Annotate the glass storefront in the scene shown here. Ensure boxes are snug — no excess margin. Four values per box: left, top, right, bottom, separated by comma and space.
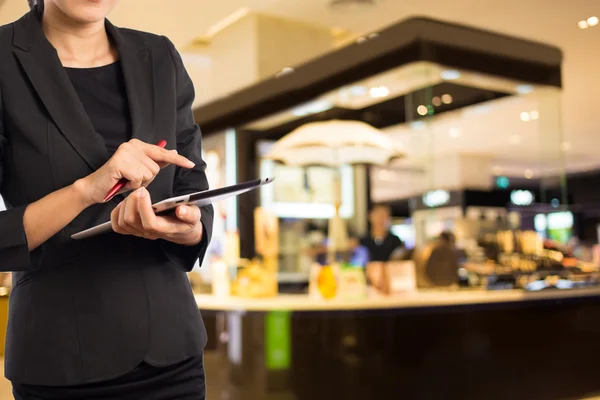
193, 129, 239, 282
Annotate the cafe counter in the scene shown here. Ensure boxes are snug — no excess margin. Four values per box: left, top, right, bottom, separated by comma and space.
196, 288, 600, 400
195, 286, 600, 311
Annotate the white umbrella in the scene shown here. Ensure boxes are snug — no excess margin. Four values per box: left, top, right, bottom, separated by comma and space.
264, 120, 404, 167
264, 120, 404, 259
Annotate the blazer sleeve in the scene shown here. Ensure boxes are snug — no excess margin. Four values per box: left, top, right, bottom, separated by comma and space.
160, 36, 214, 272
0, 81, 37, 272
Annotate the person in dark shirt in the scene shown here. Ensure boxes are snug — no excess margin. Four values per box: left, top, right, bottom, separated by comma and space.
2, 1, 212, 398
357, 205, 404, 262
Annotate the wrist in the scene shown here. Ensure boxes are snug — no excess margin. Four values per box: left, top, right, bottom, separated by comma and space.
175, 226, 204, 246
72, 178, 95, 209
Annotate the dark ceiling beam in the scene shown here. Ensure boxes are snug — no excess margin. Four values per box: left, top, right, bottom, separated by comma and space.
194, 17, 562, 135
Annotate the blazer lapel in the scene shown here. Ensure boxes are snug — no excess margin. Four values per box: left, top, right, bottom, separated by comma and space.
106, 21, 155, 142
12, 11, 110, 172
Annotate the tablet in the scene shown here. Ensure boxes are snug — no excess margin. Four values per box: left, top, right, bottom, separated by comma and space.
71, 177, 274, 240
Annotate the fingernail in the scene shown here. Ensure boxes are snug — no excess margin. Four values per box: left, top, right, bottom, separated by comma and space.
138, 188, 147, 198
170, 149, 178, 154
179, 207, 188, 216
187, 161, 196, 168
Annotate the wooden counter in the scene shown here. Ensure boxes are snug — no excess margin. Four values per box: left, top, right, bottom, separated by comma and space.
195, 286, 600, 312
196, 287, 600, 400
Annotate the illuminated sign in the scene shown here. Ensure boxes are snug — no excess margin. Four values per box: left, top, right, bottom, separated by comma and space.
422, 190, 450, 208
534, 214, 547, 232
510, 190, 534, 206
496, 176, 510, 189
534, 212, 574, 232
547, 212, 573, 230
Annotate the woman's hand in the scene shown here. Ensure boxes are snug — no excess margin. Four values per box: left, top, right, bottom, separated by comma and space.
110, 187, 204, 246
75, 139, 195, 206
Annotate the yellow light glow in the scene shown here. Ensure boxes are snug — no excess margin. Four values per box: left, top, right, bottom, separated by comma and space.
207, 8, 251, 37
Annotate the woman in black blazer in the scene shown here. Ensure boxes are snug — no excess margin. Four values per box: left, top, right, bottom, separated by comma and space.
0, 1, 214, 398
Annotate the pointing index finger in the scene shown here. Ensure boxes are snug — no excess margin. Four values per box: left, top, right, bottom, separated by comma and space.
144, 144, 195, 169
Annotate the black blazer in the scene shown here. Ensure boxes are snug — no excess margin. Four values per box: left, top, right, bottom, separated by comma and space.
0, 10, 214, 386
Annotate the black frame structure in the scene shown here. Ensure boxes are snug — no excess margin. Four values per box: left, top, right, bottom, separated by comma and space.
195, 17, 561, 134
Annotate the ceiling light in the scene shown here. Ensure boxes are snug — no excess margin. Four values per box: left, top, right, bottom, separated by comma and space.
356, 37, 367, 44
417, 105, 428, 116
368, 33, 379, 39
516, 84, 533, 94
578, 20, 589, 29
292, 100, 333, 117
207, 8, 251, 36
432, 96, 442, 106
521, 110, 539, 121
588, 16, 599, 26
441, 94, 453, 104
509, 135, 521, 145
276, 67, 295, 78
449, 128, 460, 138
511, 190, 534, 206
423, 190, 451, 208
440, 70, 461, 80
350, 86, 367, 96
369, 86, 389, 98
524, 169, 533, 179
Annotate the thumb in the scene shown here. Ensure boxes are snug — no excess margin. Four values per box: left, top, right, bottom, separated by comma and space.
175, 205, 201, 224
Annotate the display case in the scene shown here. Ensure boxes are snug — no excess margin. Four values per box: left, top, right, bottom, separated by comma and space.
369, 61, 567, 226
192, 129, 239, 284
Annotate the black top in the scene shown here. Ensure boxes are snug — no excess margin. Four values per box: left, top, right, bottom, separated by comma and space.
360, 232, 403, 262
65, 61, 131, 155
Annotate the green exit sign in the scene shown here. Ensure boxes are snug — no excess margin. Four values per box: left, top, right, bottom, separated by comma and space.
265, 311, 291, 370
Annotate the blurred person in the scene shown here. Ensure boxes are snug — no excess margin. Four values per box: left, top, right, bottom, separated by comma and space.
438, 230, 456, 248
415, 230, 460, 288
304, 220, 329, 264
351, 204, 404, 262
0, 1, 213, 398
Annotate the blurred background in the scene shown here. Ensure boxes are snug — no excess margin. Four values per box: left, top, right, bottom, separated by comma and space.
1, 0, 600, 399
